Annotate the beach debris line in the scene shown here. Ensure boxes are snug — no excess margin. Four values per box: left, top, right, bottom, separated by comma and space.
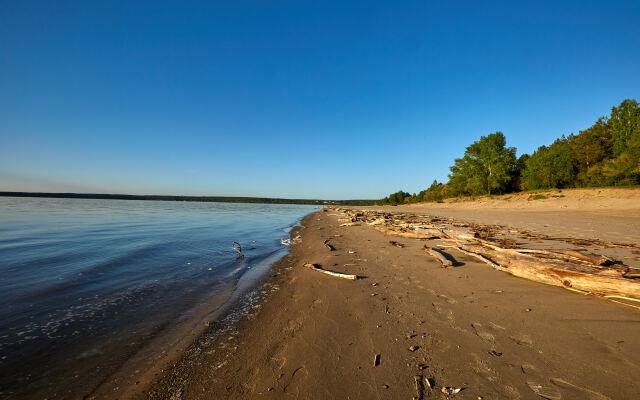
330, 207, 640, 301
340, 222, 361, 227
302, 263, 358, 280
424, 246, 454, 267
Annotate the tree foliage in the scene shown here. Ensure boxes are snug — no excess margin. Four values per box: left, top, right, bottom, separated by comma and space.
521, 137, 577, 190
378, 190, 411, 205
609, 99, 640, 158
378, 99, 639, 205
448, 132, 517, 196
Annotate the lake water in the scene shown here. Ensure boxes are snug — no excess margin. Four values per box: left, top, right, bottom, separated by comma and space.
0, 197, 316, 399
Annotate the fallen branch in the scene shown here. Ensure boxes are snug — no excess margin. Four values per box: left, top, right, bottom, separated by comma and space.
303, 263, 357, 280
389, 241, 405, 248
232, 241, 244, 259
323, 239, 335, 251
334, 207, 640, 302
526, 249, 612, 266
459, 244, 640, 299
424, 246, 453, 267
374, 226, 442, 239
451, 246, 502, 269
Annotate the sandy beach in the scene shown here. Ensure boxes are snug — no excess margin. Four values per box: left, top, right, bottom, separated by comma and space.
126, 188, 640, 399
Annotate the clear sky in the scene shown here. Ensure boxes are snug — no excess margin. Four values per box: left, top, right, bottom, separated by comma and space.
1, 1, 639, 199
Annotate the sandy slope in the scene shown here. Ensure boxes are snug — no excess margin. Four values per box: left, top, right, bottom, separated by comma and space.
140, 205, 640, 400
377, 188, 640, 244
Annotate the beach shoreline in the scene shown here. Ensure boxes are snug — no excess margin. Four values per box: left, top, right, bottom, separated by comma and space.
86, 239, 303, 400
135, 191, 640, 399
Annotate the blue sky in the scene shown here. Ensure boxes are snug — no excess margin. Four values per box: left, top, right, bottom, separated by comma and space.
1, 1, 639, 199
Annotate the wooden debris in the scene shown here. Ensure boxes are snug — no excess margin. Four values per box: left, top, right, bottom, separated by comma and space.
329, 207, 640, 301
451, 246, 502, 269
340, 222, 360, 227
303, 263, 357, 280
323, 239, 335, 251
424, 246, 453, 267
425, 377, 434, 389
538, 249, 612, 266
389, 240, 405, 248
374, 226, 443, 239
459, 244, 640, 299
232, 241, 244, 259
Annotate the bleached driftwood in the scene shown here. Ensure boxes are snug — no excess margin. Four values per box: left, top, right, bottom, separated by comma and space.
389, 241, 405, 248
374, 226, 443, 239
451, 245, 502, 269
516, 249, 612, 266
458, 244, 640, 299
424, 246, 453, 267
340, 222, 361, 227
303, 263, 357, 280
330, 207, 640, 301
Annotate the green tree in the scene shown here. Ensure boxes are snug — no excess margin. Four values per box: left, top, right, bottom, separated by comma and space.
609, 99, 640, 157
570, 117, 612, 172
378, 190, 411, 205
521, 136, 577, 190
448, 132, 517, 196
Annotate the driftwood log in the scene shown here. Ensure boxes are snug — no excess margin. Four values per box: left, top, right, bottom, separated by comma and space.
459, 244, 640, 299
374, 226, 442, 239
424, 246, 453, 267
323, 239, 335, 251
303, 263, 357, 280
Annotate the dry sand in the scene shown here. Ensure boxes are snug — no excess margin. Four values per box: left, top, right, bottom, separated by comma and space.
128, 188, 640, 399
387, 188, 640, 244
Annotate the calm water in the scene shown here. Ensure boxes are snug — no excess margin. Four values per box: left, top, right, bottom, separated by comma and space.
0, 197, 316, 399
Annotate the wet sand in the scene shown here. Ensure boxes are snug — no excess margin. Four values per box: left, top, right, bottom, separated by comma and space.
137, 190, 640, 399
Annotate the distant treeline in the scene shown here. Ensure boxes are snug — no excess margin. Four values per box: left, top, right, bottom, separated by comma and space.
379, 99, 640, 205
0, 192, 374, 206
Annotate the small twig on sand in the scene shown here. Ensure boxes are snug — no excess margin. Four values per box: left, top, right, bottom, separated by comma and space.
323, 239, 336, 251
303, 263, 357, 280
